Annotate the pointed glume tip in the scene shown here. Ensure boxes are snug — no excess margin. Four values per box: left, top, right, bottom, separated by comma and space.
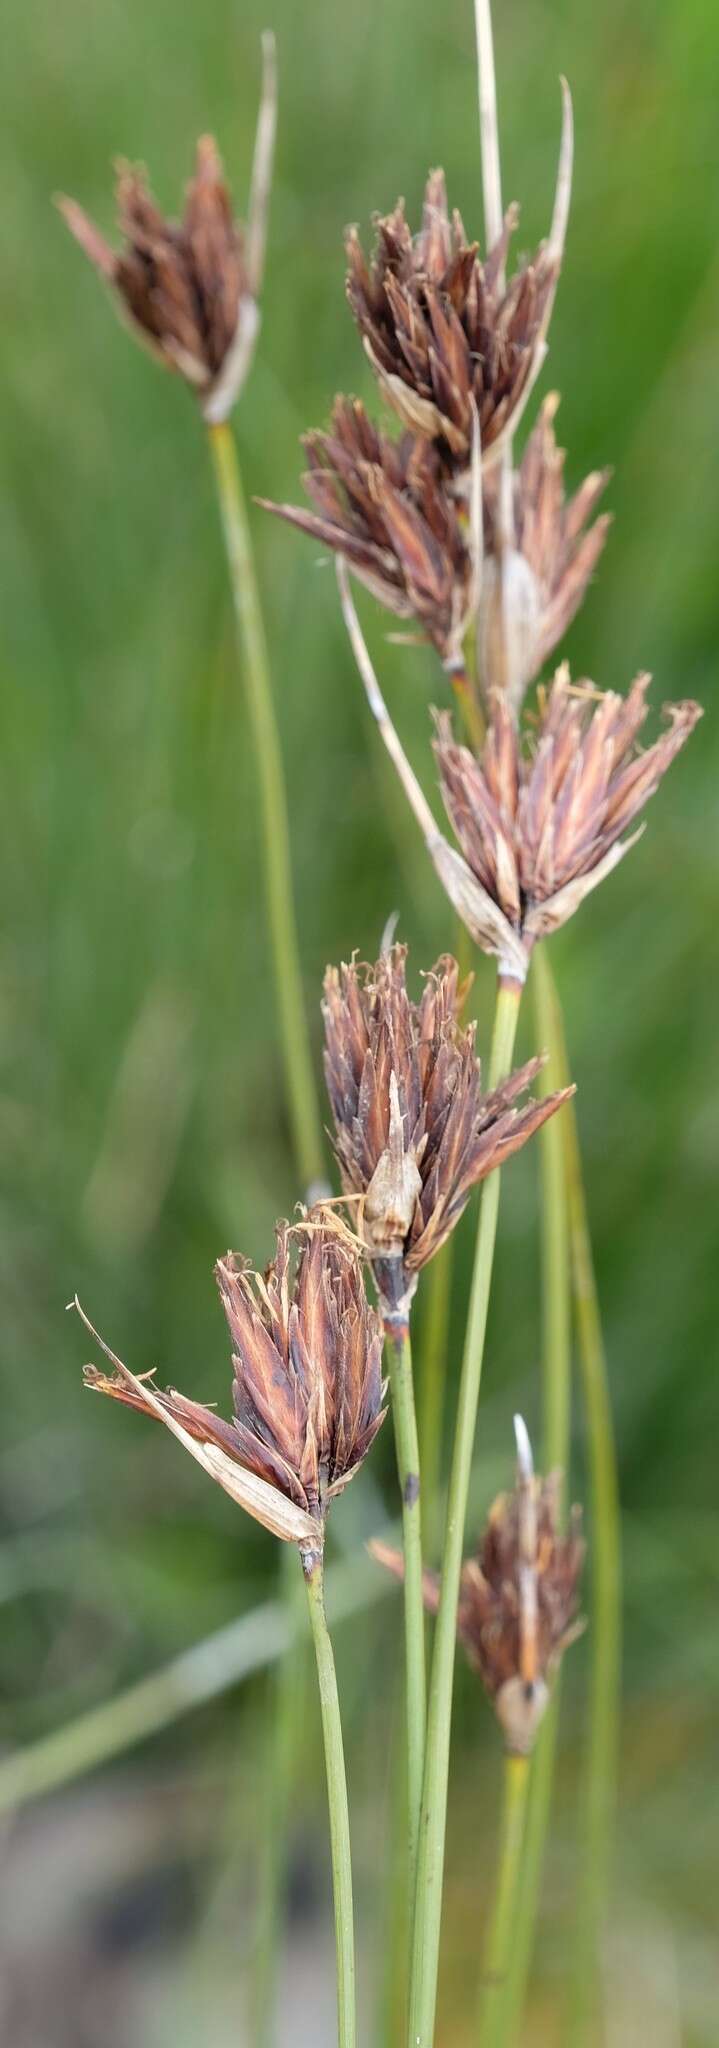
513, 1411, 534, 1479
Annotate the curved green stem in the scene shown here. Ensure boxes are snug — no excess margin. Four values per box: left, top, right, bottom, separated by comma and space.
304, 1553, 356, 2048
385, 1322, 426, 1900
207, 420, 324, 1192
477, 1753, 531, 2042
408, 976, 522, 2048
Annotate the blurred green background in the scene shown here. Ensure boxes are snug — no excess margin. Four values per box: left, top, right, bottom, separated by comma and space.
1, 0, 717, 2039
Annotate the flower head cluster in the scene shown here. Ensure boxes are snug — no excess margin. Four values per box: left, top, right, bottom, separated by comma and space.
58, 39, 276, 423
79, 1213, 385, 1562
345, 170, 556, 464
322, 945, 572, 1315
373, 1418, 584, 1753
260, 398, 473, 663
433, 671, 702, 970
262, 106, 596, 693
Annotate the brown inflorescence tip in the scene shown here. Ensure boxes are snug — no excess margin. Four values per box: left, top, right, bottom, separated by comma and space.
257, 397, 474, 666
433, 671, 702, 966
322, 943, 573, 1321
77, 1213, 385, 1565
345, 170, 557, 468
57, 36, 277, 423
370, 1415, 585, 1753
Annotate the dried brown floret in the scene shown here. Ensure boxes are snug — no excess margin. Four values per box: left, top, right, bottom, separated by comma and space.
372, 1417, 584, 1752
58, 44, 276, 421
345, 167, 560, 467
433, 670, 702, 967
77, 1214, 385, 1562
259, 398, 474, 664
479, 394, 612, 708
322, 945, 572, 1317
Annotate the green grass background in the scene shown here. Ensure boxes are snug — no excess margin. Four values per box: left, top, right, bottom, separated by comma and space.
1, 0, 717, 2039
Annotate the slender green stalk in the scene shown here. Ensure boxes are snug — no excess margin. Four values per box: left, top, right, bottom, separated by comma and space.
408, 976, 522, 2048
556, 994, 621, 2044
304, 1552, 356, 2048
418, 1241, 453, 1556
385, 1322, 426, 1897
377, 1688, 410, 2047
490, 948, 572, 2046
207, 420, 324, 1192
252, 1546, 305, 2046
477, 1753, 531, 2041
501, 947, 621, 2046
491, 1688, 561, 2048
532, 949, 572, 1482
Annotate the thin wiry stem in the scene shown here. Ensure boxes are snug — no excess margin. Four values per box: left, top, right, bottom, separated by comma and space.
552, 973, 621, 2044
304, 1555, 356, 2048
408, 976, 522, 2048
485, 947, 572, 2045
337, 558, 441, 851
417, 1241, 453, 1556
246, 31, 278, 299
385, 1322, 427, 1904
208, 421, 325, 1192
252, 1546, 305, 2048
477, 1753, 531, 2043
474, 0, 504, 266
533, 948, 572, 1487
493, 1688, 561, 2047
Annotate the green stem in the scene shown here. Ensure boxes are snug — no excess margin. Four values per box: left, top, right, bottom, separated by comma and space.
418, 1241, 453, 1557
304, 1552, 356, 2048
557, 1000, 621, 2044
491, 1688, 561, 2048
477, 1754, 531, 2042
532, 949, 572, 1483
491, 948, 572, 2046
385, 1321, 426, 1898
207, 420, 324, 1192
252, 1546, 305, 2045
408, 976, 522, 2048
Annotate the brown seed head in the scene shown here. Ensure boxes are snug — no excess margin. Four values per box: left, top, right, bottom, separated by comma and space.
434, 670, 702, 966
480, 394, 612, 710
78, 1215, 385, 1559
371, 1418, 585, 1753
345, 170, 558, 467
59, 135, 258, 420
258, 397, 473, 664
322, 944, 573, 1316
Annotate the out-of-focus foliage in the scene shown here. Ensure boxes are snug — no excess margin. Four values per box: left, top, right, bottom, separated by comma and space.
0, 0, 717, 2039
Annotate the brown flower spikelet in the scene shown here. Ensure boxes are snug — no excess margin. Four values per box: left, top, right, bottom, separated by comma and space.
322, 945, 573, 1311
480, 393, 612, 709
58, 137, 255, 415
372, 1462, 584, 1753
258, 397, 473, 664
81, 1217, 385, 1552
345, 170, 557, 464
434, 671, 702, 964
